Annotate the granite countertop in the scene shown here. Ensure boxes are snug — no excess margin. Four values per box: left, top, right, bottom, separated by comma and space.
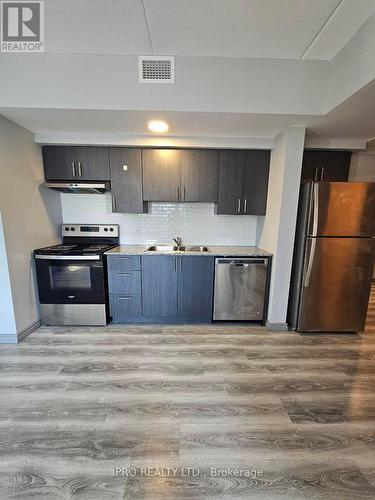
105, 245, 272, 257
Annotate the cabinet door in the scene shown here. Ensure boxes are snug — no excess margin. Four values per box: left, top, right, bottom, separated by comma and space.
42, 146, 77, 181
177, 256, 214, 319
217, 150, 244, 214
301, 150, 351, 183
109, 148, 147, 213
142, 149, 181, 201
142, 256, 178, 318
75, 147, 110, 180
180, 150, 218, 202
242, 150, 270, 215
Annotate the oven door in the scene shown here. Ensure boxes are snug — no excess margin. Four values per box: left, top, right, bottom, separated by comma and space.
35, 255, 105, 304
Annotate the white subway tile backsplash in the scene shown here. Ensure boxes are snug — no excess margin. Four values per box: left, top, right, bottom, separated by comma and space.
61, 193, 257, 245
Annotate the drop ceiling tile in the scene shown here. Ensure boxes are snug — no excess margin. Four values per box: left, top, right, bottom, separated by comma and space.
144, 0, 340, 59
44, 0, 151, 55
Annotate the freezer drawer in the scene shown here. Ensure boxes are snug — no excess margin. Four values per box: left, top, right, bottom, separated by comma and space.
297, 237, 375, 332
213, 258, 268, 320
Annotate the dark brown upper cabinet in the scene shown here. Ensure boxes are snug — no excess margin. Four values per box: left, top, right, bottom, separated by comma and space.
142, 149, 181, 202
109, 148, 147, 214
217, 150, 270, 215
42, 146, 76, 181
301, 150, 351, 184
180, 150, 218, 202
142, 148, 219, 203
42, 146, 110, 181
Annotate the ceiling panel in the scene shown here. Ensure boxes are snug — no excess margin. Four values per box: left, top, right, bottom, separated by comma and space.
303, 0, 375, 60
44, 0, 151, 54
144, 0, 340, 59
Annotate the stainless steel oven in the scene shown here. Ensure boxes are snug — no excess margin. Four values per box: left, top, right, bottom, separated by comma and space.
34, 224, 119, 326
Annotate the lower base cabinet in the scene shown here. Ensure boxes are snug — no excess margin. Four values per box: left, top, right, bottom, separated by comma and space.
142, 255, 215, 322
107, 254, 214, 323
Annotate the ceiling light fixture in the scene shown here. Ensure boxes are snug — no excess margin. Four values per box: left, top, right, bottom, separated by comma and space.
148, 120, 169, 133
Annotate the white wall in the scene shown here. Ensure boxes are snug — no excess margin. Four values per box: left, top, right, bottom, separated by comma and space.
258, 127, 306, 328
327, 12, 375, 112
0, 116, 62, 339
0, 212, 17, 339
61, 194, 258, 246
349, 153, 375, 181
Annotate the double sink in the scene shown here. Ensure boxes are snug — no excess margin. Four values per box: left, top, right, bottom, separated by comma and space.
147, 245, 209, 253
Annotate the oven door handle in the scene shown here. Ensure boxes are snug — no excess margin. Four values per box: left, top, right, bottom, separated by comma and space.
35, 255, 101, 261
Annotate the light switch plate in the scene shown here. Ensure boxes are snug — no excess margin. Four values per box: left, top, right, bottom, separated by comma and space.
123, 165, 128, 171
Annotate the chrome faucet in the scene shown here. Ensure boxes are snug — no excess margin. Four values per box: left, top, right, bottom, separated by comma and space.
173, 237, 183, 250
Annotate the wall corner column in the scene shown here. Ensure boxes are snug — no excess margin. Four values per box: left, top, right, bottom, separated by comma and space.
258, 127, 306, 329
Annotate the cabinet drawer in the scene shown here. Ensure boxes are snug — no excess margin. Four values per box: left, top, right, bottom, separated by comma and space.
108, 270, 141, 294
109, 294, 142, 318
106, 255, 141, 271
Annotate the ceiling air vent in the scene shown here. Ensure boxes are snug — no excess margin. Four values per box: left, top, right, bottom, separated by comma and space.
138, 56, 175, 83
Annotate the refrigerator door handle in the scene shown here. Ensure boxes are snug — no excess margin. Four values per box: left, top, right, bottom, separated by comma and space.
304, 238, 316, 288
311, 183, 319, 237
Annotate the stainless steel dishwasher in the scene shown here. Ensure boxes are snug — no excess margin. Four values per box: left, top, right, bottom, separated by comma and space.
213, 257, 268, 320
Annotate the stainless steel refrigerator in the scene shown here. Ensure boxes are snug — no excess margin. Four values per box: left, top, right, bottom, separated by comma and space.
288, 182, 375, 332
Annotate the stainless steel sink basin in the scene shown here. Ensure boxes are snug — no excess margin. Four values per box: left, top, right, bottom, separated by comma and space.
147, 245, 179, 252
146, 245, 209, 253
181, 246, 209, 252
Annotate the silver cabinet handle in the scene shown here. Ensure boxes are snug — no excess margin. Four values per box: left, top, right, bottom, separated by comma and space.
244, 198, 247, 213
183, 186, 186, 201
314, 167, 319, 181
237, 198, 241, 213
72, 162, 76, 177
78, 161, 82, 177
112, 197, 117, 212
177, 186, 180, 201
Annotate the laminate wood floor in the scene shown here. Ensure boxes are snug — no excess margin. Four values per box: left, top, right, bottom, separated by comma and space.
1, 287, 374, 499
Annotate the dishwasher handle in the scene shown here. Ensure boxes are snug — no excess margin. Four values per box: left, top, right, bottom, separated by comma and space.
215, 258, 268, 266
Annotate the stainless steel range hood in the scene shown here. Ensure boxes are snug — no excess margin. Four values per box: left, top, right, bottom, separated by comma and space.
44, 181, 111, 194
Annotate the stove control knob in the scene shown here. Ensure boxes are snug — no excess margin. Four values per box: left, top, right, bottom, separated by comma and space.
110, 228, 114, 232
65, 227, 70, 231
104, 228, 108, 232
71, 227, 75, 231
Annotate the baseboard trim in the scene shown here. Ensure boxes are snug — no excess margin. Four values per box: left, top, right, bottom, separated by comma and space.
17, 320, 41, 343
266, 320, 289, 331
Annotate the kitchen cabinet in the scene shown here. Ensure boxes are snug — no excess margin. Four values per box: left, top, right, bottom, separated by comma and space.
142, 148, 218, 202
107, 255, 142, 322
301, 150, 351, 183
142, 255, 178, 318
242, 151, 270, 215
180, 150, 218, 202
43, 146, 110, 181
109, 148, 147, 213
142, 149, 181, 202
42, 146, 77, 181
177, 256, 214, 319
141, 255, 214, 321
217, 150, 270, 215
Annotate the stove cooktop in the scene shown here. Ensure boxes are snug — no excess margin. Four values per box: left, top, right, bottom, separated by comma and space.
34, 243, 118, 256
